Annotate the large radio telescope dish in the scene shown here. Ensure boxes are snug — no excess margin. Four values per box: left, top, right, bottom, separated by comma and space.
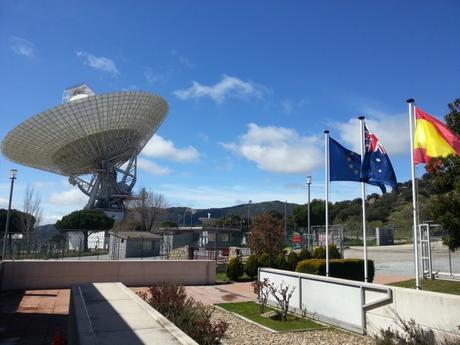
1, 85, 168, 215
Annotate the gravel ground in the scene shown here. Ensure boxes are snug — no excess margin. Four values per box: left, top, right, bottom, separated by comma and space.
211, 308, 376, 345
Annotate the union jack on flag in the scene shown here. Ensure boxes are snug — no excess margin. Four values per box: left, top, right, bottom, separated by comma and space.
361, 125, 398, 192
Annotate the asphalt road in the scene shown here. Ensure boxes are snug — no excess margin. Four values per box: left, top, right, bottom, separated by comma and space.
344, 241, 460, 277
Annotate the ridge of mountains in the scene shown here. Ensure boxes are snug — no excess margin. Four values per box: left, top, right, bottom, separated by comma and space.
165, 200, 300, 225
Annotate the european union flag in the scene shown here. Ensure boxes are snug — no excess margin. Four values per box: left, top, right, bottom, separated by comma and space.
329, 137, 386, 193
361, 126, 397, 191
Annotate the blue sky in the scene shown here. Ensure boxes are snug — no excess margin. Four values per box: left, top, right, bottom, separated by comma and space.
1, 1, 459, 224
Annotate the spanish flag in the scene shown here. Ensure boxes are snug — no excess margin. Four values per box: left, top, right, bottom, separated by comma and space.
414, 108, 460, 164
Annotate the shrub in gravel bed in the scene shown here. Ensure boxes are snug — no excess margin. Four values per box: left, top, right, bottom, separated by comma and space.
375, 316, 460, 345
138, 283, 228, 345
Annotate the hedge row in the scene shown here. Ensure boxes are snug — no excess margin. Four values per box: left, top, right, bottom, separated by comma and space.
295, 258, 375, 283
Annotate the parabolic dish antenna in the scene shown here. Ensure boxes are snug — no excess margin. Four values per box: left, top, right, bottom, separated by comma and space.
1, 84, 168, 215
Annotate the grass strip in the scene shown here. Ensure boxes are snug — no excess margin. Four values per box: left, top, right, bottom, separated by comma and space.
216, 301, 324, 332
389, 278, 460, 296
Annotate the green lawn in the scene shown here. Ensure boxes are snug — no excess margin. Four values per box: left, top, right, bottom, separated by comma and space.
215, 272, 254, 283
217, 301, 324, 331
390, 279, 460, 296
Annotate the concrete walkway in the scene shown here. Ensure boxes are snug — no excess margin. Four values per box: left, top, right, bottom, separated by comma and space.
71, 283, 198, 345
132, 282, 257, 305
0, 289, 69, 345
0, 283, 256, 345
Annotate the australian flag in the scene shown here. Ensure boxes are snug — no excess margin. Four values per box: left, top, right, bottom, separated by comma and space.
329, 137, 386, 193
360, 126, 397, 192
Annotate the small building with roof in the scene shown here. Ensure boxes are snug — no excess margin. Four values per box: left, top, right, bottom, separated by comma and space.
108, 231, 162, 259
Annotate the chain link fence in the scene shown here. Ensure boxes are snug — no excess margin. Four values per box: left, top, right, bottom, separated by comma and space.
425, 227, 460, 278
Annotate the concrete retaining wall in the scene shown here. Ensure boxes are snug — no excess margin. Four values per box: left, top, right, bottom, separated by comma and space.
365, 286, 460, 339
0, 260, 215, 291
259, 268, 460, 339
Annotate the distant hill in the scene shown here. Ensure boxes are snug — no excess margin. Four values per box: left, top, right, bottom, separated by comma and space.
33, 224, 60, 241
165, 200, 301, 225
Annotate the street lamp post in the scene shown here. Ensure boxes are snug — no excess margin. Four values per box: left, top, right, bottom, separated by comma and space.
247, 200, 252, 228
284, 200, 287, 234
2, 169, 18, 260
306, 176, 312, 251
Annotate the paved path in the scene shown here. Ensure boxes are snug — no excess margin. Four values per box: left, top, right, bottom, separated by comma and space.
132, 282, 257, 305
0, 283, 255, 345
0, 289, 69, 345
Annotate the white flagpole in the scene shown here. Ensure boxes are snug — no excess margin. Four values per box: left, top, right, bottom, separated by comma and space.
324, 130, 330, 277
358, 116, 369, 283
407, 98, 421, 290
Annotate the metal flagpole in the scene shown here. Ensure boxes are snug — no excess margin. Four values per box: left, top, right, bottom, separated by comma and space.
407, 99, 421, 290
358, 116, 369, 283
324, 130, 330, 277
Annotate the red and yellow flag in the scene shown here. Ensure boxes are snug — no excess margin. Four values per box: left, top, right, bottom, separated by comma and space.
414, 108, 460, 164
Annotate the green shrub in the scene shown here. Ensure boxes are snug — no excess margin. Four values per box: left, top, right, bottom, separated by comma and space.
295, 258, 375, 282
244, 254, 259, 279
313, 246, 326, 259
227, 257, 244, 281
138, 283, 228, 345
328, 244, 341, 259
258, 253, 271, 268
274, 252, 287, 269
313, 244, 341, 259
216, 263, 228, 273
286, 251, 299, 271
298, 248, 311, 261
295, 259, 326, 275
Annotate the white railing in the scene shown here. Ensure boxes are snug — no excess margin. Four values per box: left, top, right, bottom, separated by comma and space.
258, 268, 392, 334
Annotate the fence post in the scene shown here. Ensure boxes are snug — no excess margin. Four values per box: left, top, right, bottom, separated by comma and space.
141, 238, 144, 261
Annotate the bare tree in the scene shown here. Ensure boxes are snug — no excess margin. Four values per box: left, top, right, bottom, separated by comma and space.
21, 185, 43, 246
130, 188, 168, 232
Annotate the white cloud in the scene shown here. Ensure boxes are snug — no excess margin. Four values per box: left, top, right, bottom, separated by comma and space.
0, 197, 8, 208
144, 69, 167, 85
333, 109, 409, 155
174, 75, 266, 103
281, 100, 294, 115
171, 50, 194, 68
43, 214, 63, 225
137, 158, 170, 175
76, 51, 119, 75
49, 188, 88, 207
142, 135, 199, 163
153, 180, 370, 209
11, 36, 36, 58
222, 123, 322, 174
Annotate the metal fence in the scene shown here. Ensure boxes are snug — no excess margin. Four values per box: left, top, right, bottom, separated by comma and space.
0, 237, 109, 261
420, 225, 460, 279
0, 235, 231, 262
293, 225, 344, 256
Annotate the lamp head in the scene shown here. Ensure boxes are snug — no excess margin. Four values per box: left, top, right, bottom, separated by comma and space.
10, 169, 18, 179
306, 176, 312, 185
